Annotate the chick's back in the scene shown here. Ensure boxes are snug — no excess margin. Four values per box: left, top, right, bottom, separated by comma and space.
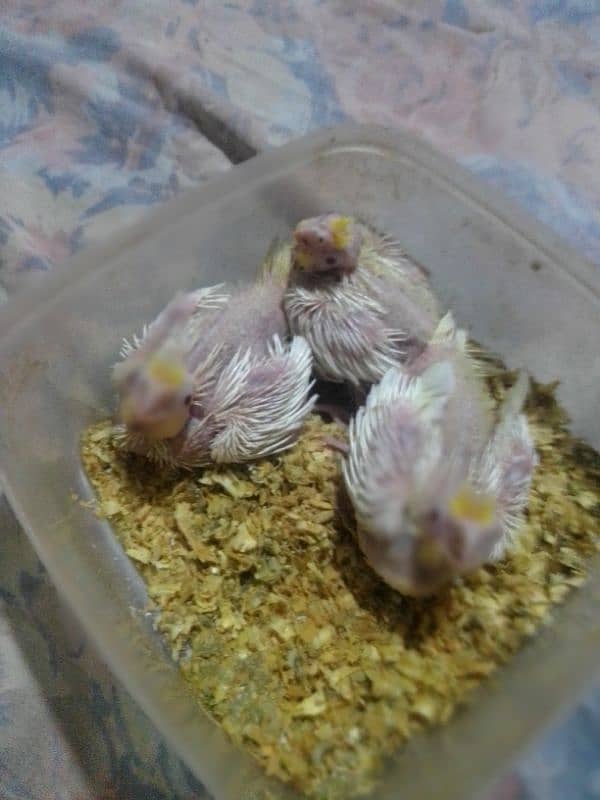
412, 342, 493, 487
189, 279, 288, 371
358, 227, 441, 363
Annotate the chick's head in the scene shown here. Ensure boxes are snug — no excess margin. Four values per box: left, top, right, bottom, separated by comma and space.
367, 471, 501, 597
408, 484, 501, 593
292, 213, 363, 275
115, 348, 194, 440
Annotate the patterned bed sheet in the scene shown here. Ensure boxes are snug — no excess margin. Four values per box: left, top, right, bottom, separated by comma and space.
1, 2, 598, 798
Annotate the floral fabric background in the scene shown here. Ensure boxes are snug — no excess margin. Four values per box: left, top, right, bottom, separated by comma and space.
0, 2, 599, 798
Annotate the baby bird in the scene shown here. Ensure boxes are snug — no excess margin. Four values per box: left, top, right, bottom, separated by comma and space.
112, 244, 316, 468
283, 213, 441, 387
343, 313, 537, 596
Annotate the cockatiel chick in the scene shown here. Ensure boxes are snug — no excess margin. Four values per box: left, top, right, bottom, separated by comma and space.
283, 213, 441, 387
112, 244, 316, 468
343, 312, 537, 596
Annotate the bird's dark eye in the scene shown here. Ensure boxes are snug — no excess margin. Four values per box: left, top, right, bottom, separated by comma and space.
318, 236, 324, 243
326, 256, 336, 265
184, 394, 192, 405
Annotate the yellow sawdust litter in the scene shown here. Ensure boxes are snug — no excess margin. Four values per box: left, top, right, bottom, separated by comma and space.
80, 374, 599, 799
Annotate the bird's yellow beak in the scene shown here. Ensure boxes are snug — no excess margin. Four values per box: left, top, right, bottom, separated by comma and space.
119, 394, 188, 440
415, 535, 449, 571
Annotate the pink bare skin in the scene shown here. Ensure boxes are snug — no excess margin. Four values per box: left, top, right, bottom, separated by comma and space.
293, 213, 363, 275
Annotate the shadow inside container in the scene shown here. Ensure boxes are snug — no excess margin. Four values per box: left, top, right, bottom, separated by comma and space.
332, 482, 455, 649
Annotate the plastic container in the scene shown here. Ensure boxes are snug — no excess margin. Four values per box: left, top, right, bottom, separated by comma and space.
0, 124, 598, 800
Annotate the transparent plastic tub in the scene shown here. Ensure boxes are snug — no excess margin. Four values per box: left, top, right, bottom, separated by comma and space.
0, 124, 598, 800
